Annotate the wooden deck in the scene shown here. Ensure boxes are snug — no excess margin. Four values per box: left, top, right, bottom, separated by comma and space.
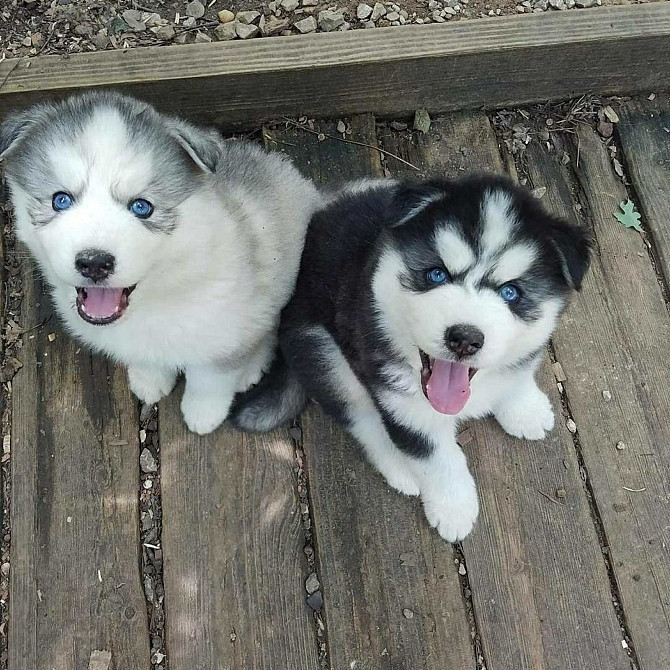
3, 96, 670, 670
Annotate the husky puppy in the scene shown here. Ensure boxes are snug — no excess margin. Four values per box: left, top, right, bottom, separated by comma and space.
0, 91, 321, 434
234, 176, 591, 541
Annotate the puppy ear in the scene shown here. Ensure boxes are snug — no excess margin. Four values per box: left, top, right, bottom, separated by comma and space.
164, 118, 221, 173
549, 217, 593, 290
0, 104, 49, 160
390, 178, 448, 226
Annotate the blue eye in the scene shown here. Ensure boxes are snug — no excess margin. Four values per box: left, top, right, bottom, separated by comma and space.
129, 198, 154, 219
52, 192, 73, 212
499, 284, 521, 303
426, 268, 448, 285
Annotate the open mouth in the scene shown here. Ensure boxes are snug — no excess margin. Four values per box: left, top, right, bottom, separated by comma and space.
75, 285, 136, 325
420, 349, 477, 415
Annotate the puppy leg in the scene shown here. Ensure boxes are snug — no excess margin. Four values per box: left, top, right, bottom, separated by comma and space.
409, 441, 479, 543
234, 336, 276, 393
181, 364, 238, 435
284, 325, 419, 495
349, 412, 420, 496
494, 366, 554, 440
128, 364, 178, 406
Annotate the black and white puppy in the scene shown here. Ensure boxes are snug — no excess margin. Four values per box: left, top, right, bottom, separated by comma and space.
234, 176, 592, 542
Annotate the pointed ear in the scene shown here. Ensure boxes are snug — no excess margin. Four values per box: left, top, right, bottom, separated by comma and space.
0, 104, 50, 160
164, 118, 222, 173
390, 178, 449, 226
549, 217, 593, 290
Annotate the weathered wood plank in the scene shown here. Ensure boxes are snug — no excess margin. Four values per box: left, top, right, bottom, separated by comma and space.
1, 5, 670, 130
268, 115, 475, 670
160, 391, 318, 669
617, 97, 670, 284
381, 114, 630, 670
10, 262, 150, 669
525, 126, 670, 669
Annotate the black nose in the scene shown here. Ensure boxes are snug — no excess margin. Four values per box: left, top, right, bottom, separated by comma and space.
445, 325, 485, 358
75, 250, 115, 282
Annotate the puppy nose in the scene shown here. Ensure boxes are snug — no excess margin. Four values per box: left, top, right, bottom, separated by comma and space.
75, 250, 115, 282
445, 324, 485, 358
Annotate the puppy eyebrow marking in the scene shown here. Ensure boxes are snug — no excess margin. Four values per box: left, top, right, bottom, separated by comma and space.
490, 242, 539, 285
435, 226, 475, 275
480, 189, 516, 255
396, 193, 444, 227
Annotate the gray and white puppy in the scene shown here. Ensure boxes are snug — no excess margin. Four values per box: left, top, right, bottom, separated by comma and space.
0, 91, 322, 434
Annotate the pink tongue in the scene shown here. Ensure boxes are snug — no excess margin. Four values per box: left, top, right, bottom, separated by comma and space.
426, 359, 471, 414
82, 287, 124, 318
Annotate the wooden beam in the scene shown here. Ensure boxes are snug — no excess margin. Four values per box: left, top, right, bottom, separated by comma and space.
1, 4, 669, 130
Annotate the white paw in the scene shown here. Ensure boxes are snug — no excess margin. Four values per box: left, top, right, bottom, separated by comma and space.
422, 482, 479, 542
495, 387, 554, 440
181, 392, 232, 435
128, 366, 177, 406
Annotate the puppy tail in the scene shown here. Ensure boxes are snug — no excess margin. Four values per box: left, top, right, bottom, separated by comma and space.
229, 352, 306, 433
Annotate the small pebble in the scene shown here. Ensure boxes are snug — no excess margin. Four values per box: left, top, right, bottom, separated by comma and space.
458, 563, 467, 576
616, 441, 626, 451
236, 23, 260, 38
357, 3, 374, 19
566, 418, 577, 434
307, 590, 324, 611
294, 16, 317, 32
218, 9, 235, 22
185, 0, 206, 19
306, 572, 320, 594
371, 2, 387, 20
403, 608, 414, 619
602, 390, 612, 401
215, 21, 238, 39
318, 9, 345, 31
413, 109, 431, 133
140, 448, 158, 474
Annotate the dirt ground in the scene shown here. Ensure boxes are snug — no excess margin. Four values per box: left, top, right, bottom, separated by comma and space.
0, 0, 619, 60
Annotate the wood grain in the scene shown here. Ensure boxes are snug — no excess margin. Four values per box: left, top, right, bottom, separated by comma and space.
617, 97, 670, 283
159, 390, 319, 670
270, 115, 475, 670
381, 114, 630, 670
527, 126, 670, 669
10, 262, 150, 669
1, 5, 669, 130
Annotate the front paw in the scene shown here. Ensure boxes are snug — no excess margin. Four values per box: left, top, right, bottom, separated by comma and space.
128, 366, 177, 406
495, 387, 554, 440
422, 482, 479, 542
181, 391, 232, 435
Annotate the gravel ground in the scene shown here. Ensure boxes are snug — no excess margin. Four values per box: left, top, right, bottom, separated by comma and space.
0, 0, 616, 60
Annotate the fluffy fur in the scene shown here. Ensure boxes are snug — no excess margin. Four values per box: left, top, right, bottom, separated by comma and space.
237, 176, 592, 541
0, 91, 322, 434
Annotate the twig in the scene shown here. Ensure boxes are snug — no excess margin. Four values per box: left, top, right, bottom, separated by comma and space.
174, 20, 219, 35
133, 1, 163, 11
537, 489, 565, 506
280, 117, 421, 172
0, 59, 20, 92
36, 21, 60, 56
263, 132, 296, 148
622, 486, 646, 493
14, 315, 52, 337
